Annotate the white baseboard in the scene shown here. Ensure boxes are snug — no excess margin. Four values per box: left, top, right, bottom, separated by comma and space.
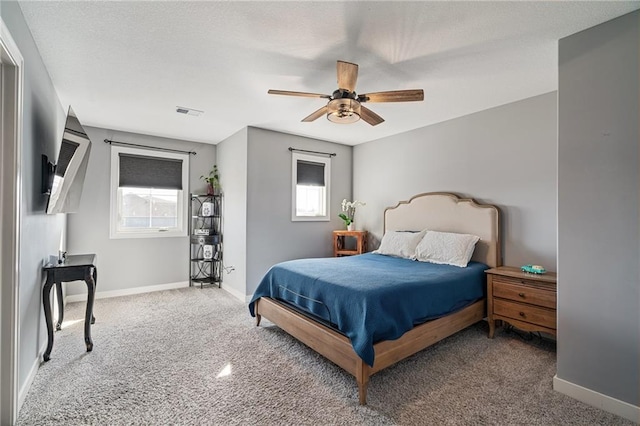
553, 375, 640, 423
18, 341, 47, 411
65, 281, 190, 303
221, 284, 250, 303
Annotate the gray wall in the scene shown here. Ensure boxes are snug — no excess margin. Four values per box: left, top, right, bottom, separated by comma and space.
354, 92, 558, 270
67, 127, 216, 295
1, 1, 66, 398
216, 126, 353, 298
245, 127, 353, 295
215, 127, 248, 297
558, 11, 639, 407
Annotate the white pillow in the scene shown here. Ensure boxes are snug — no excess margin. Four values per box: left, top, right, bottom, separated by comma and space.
373, 230, 426, 259
415, 231, 480, 267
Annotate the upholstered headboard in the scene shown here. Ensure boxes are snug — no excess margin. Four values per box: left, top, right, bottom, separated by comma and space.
383, 192, 501, 268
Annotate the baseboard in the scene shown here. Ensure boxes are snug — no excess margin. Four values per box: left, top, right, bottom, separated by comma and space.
65, 281, 190, 303
221, 284, 250, 303
553, 375, 640, 423
18, 341, 47, 412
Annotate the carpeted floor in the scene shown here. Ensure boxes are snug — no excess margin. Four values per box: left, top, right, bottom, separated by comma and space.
17, 287, 633, 425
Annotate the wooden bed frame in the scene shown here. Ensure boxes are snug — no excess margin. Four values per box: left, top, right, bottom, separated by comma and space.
254, 192, 501, 404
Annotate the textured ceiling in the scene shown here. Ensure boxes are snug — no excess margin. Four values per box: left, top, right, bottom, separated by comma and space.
18, 1, 640, 146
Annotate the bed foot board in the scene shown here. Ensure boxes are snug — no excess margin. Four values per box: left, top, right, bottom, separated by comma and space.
253, 297, 484, 406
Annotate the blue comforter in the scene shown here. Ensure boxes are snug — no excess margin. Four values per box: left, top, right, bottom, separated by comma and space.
249, 253, 486, 366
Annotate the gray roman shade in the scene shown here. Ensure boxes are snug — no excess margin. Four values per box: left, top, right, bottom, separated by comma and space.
55, 139, 79, 177
297, 160, 325, 186
119, 153, 183, 190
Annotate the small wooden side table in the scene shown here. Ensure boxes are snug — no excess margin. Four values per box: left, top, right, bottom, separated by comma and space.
42, 254, 97, 361
333, 230, 367, 257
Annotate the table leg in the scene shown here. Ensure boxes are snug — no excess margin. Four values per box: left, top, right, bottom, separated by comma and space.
42, 277, 55, 362
84, 267, 96, 352
91, 267, 97, 324
55, 282, 64, 331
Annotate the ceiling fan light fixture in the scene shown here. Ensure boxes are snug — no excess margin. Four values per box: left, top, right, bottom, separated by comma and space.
268, 60, 423, 126
327, 98, 361, 124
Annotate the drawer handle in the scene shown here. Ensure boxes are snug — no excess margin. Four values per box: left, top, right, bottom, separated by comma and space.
518, 293, 526, 298
519, 312, 526, 317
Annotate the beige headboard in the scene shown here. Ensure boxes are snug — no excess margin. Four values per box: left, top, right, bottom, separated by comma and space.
383, 192, 501, 268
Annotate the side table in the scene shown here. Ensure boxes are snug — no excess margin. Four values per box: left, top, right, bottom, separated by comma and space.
333, 230, 367, 257
42, 254, 97, 361
486, 266, 557, 339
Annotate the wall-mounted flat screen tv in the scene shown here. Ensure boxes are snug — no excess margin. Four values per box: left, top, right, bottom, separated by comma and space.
43, 106, 92, 214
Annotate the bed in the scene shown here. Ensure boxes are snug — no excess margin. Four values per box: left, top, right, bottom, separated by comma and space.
249, 192, 501, 404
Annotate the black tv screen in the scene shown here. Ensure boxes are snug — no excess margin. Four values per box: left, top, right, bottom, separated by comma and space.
44, 106, 92, 214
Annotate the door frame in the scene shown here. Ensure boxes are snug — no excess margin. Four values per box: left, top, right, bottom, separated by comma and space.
0, 18, 23, 426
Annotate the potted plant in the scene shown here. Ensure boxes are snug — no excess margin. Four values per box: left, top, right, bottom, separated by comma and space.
201, 165, 221, 195
339, 199, 365, 231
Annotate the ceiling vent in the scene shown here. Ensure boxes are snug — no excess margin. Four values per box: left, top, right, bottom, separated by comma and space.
176, 106, 203, 116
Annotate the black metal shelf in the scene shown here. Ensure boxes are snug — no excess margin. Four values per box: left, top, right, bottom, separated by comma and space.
191, 277, 221, 284
189, 193, 222, 288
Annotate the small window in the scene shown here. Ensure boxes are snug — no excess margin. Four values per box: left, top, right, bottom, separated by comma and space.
110, 146, 189, 238
291, 152, 330, 221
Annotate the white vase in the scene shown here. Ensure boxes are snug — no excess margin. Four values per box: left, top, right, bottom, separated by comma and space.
347, 223, 355, 231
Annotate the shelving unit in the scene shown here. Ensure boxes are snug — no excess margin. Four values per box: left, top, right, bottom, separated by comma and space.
189, 194, 222, 288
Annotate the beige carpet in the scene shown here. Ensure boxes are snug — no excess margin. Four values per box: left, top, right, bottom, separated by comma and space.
17, 287, 633, 425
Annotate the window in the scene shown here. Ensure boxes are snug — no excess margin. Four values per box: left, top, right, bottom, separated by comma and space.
110, 146, 189, 238
291, 152, 330, 221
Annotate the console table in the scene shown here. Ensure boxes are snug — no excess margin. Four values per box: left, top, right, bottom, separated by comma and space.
42, 254, 97, 361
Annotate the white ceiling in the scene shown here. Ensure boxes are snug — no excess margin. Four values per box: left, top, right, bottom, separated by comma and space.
18, 1, 640, 146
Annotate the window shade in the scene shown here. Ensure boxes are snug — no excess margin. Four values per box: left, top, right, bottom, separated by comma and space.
297, 160, 325, 186
55, 139, 79, 177
119, 153, 183, 190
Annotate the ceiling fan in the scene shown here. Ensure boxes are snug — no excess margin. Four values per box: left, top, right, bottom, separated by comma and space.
268, 60, 424, 126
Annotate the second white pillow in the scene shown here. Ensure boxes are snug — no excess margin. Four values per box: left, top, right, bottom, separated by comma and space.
415, 231, 480, 267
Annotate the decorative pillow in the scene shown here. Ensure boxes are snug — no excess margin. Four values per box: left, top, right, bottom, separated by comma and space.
415, 231, 480, 267
372, 230, 426, 259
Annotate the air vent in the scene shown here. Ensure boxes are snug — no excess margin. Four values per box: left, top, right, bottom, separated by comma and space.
176, 106, 203, 116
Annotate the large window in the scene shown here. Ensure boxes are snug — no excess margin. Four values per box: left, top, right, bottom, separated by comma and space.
110, 146, 189, 238
291, 152, 330, 221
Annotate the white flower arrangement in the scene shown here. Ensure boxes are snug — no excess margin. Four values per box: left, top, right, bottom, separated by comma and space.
339, 199, 366, 226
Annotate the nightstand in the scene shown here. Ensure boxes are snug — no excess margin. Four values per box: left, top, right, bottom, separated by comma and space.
486, 266, 557, 338
333, 230, 367, 257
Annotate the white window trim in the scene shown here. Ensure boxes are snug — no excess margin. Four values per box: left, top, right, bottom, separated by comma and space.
291, 152, 330, 222
109, 145, 189, 239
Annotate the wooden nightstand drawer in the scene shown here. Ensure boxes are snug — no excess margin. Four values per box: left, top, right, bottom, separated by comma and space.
493, 279, 556, 309
493, 299, 556, 330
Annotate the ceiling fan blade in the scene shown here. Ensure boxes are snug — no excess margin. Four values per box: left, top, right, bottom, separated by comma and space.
301, 106, 328, 122
359, 89, 424, 103
360, 106, 384, 126
337, 61, 358, 92
268, 90, 331, 99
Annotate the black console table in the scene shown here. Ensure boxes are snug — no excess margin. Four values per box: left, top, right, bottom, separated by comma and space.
42, 254, 97, 361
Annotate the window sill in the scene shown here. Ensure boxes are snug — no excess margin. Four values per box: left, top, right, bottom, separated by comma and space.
109, 230, 187, 239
